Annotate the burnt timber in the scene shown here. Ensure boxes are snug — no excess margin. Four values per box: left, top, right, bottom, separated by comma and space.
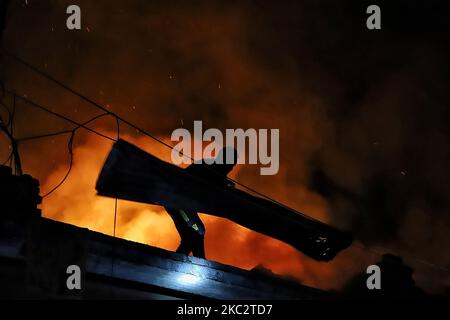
96, 139, 352, 261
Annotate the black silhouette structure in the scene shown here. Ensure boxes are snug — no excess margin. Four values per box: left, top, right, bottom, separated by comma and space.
96, 139, 352, 261
0, 165, 41, 236
0, 164, 328, 299
0, 164, 436, 299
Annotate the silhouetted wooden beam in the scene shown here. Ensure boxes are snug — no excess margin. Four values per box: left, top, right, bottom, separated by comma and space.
96, 139, 352, 261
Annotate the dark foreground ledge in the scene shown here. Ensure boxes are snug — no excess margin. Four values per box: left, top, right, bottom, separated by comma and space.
0, 217, 329, 300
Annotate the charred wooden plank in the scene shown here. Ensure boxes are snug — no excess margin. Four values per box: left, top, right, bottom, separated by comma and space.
96, 139, 352, 261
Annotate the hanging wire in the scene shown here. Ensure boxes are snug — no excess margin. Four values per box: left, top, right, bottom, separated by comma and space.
0, 100, 11, 127
0, 97, 12, 165
111, 117, 121, 277
17, 112, 112, 142
10, 94, 18, 174
17, 129, 73, 142
1, 150, 12, 165
17, 111, 118, 197
9, 91, 116, 142
41, 130, 75, 198
0, 79, 11, 126
10, 94, 15, 137
0, 93, 21, 175
0, 102, 13, 166
113, 117, 120, 239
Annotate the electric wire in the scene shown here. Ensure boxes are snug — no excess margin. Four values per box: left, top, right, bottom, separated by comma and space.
41, 130, 75, 198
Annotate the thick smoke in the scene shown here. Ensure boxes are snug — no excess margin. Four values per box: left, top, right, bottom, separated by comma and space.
1, 0, 449, 292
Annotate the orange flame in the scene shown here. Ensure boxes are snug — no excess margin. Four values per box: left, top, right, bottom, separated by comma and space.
40, 131, 360, 290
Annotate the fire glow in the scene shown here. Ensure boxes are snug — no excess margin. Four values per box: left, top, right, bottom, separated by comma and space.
37, 131, 359, 290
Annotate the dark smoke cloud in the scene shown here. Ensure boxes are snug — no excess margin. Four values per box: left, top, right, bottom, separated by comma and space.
1, 0, 449, 293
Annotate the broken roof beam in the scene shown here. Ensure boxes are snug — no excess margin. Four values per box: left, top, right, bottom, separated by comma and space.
96, 139, 352, 261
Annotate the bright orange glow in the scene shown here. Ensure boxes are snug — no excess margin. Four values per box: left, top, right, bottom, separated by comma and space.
40, 131, 361, 290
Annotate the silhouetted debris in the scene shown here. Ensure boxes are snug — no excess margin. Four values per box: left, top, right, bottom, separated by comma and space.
96, 139, 352, 261
341, 254, 428, 299
0, 167, 328, 299
0, 165, 41, 237
0, 218, 329, 299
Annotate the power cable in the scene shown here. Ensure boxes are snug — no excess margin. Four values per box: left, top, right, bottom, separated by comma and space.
41, 130, 75, 198
8, 91, 115, 142
17, 112, 112, 142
